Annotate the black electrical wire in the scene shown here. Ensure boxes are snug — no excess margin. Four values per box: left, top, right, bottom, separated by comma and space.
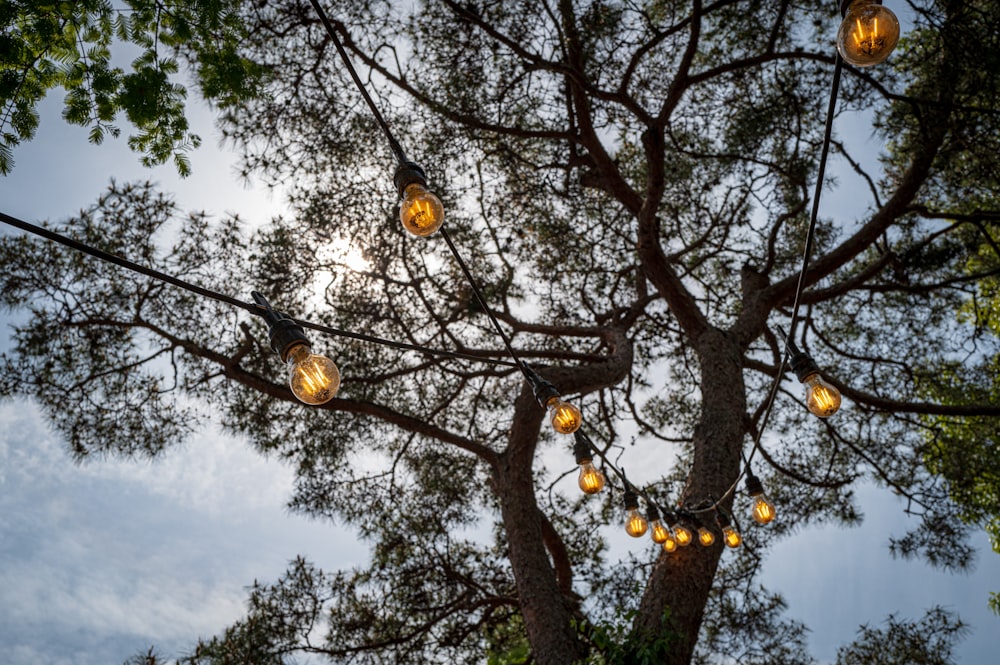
0, 210, 519, 368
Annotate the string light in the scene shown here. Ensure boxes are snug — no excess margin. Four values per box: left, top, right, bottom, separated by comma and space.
395, 161, 445, 236
623, 486, 648, 538
573, 431, 606, 494
787, 339, 842, 418
716, 511, 742, 548
647, 505, 672, 545
526, 367, 583, 435
697, 524, 716, 547
252, 291, 341, 405
744, 470, 776, 525
669, 514, 694, 547
837, 0, 900, 67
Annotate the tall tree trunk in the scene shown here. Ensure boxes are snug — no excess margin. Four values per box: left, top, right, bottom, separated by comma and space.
634, 328, 747, 664
497, 383, 588, 665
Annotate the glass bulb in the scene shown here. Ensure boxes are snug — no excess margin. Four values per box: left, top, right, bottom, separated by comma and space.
577, 459, 606, 494
697, 526, 715, 547
722, 525, 742, 548
650, 519, 671, 544
286, 343, 340, 405
803, 372, 842, 417
674, 524, 693, 547
662, 534, 678, 553
625, 508, 648, 538
836, 0, 900, 67
399, 183, 445, 236
751, 493, 776, 525
547, 398, 582, 434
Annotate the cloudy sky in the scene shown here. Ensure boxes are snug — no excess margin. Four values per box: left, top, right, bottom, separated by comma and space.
1, 32, 999, 665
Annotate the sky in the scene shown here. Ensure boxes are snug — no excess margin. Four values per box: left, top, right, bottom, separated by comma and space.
1, 28, 999, 665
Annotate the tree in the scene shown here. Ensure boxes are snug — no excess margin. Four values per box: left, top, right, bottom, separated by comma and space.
0, 0, 264, 175
3, 1, 1000, 663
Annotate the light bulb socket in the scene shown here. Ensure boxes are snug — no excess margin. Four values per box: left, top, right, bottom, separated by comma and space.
840, 0, 882, 16
788, 350, 820, 383
573, 430, 595, 464
647, 503, 661, 522
252, 291, 310, 362
623, 487, 640, 511
524, 366, 561, 409
745, 471, 765, 498
715, 510, 732, 529
393, 160, 428, 198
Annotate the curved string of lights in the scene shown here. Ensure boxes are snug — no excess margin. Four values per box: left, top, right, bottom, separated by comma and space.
0, 0, 900, 553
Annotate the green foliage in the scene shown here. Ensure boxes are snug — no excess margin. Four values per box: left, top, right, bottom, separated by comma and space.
575, 606, 681, 665
835, 607, 968, 665
0, 0, 265, 175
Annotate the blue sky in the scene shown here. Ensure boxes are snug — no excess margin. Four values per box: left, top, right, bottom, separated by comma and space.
1, 53, 999, 665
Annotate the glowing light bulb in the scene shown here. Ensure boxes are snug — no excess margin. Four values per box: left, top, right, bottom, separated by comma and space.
836, 0, 900, 67
547, 398, 582, 434
697, 526, 716, 547
286, 343, 341, 405
625, 507, 648, 537
803, 372, 842, 418
577, 459, 606, 494
650, 519, 671, 544
673, 524, 693, 547
722, 525, 742, 548
399, 182, 445, 236
662, 534, 678, 553
751, 493, 776, 525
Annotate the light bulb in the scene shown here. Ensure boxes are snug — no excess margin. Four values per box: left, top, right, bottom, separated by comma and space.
399, 182, 445, 236
836, 0, 900, 67
697, 526, 716, 547
722, 525, 742, 548
625, 508, 648, 537
751, 493, 776, 525
662, 534, 678, 553
286, 343, 340, 405
803, 372, 842, 417
577, 459, 606, 494
650, 519, 671, 544
547, 398, 582, 434
673, 524, 693, 547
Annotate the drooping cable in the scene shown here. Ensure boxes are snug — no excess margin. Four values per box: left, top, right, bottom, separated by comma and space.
0, 210, 519, 368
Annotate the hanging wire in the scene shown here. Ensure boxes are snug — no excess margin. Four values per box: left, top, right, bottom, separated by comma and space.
307, 0, 541, 382
0, 210, 519, 368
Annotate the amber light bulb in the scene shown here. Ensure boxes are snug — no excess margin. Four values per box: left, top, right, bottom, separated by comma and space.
789, 343, 842, 418
399, 182, 445, 236
623, 488, 648, 538
802, 373, 842, 418
578, 459, 606, 495
716, 511, 742, 549
837, 0, 900, 67
647, 506, 671, 544
673, 524, 693, 547
662, 534, 678, 553
548, 397, 583, 435
697, 526, 716, 547
745, 472, 777, 525
286, 343, 341, 405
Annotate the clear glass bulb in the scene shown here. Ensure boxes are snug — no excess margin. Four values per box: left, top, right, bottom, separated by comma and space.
697, 526, 716, 547
286, 343, 340, 405
577, 459, 606, 494
837, 0, 900, 67
803, 372, 842, 417
662, 534, 678, 553
650, 519, 671, 544
674, 524, 693, 547
722, 525, 742, 548
751, 493, 777, 525
547, 398, 582, 434
399, 183, 445, 236
625, 508, 648, 538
